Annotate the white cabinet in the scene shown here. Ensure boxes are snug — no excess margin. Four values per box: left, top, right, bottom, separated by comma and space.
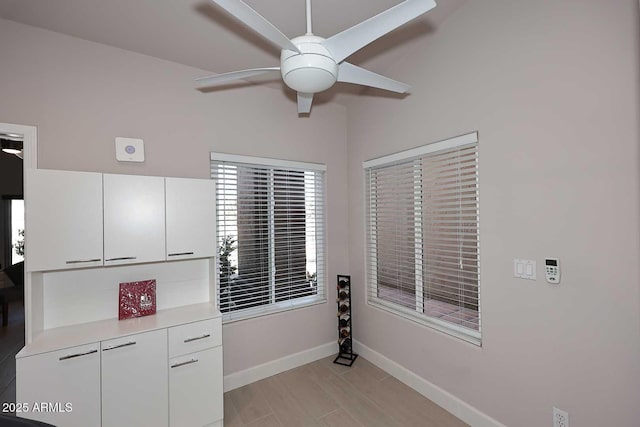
165, 177, 216, 261
26, 171, 215, 271
169, 347, 223, 427
168, 319, 223, 427
26, 169, 103, 272
17, 312, 222, 427
103, 174, 166, 265
20, 169, 222, 427
16, 342, 101, 427
101, 329, 168, 427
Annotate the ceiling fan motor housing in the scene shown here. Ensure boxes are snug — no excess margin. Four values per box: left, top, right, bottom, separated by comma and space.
281, 35, 338, 94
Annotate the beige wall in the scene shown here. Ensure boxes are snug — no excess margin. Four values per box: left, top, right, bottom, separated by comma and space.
0, 18, 348, 375
347, 0, 640, 426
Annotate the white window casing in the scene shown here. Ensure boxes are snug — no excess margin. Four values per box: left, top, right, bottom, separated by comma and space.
364, 132, 481, 345
211, 153, 326, 322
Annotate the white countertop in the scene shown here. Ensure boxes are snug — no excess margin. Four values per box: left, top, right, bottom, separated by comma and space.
17, 302, 221, 358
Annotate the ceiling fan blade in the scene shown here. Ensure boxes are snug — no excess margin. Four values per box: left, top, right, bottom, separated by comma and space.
196, 67, 281, 88
297, 92, 313, 114
323, 0, 436, 63
211, 0, 300, 53
337, 62, 410, 93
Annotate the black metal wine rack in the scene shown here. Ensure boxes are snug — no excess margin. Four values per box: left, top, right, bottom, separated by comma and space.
333, 275, 358, 367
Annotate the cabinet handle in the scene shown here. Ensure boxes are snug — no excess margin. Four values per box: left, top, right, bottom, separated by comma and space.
171, 359, 198, 368
65, 258, 102, 264
103, 341, 137, 351
59, 349, 98, 361
184, 334, 210, 343
168, 252, 194, 257
105, 257, 137, 262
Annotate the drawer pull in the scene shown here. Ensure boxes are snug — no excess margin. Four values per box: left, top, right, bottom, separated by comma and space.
105, 256, 137, 262
59, 349, 98, 361
103, 341, 137, 351
66, 258, 101, 264
168, 252, 194, 257
171, 359, 198, 368
184, 334, 211, 343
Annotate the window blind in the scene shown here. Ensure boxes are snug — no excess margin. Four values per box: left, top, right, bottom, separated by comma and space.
365, 133, 480, 344
211, 154, 326, 322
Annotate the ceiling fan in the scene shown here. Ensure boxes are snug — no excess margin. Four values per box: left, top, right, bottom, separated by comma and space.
1, 136, 23, 159
196, 0, 437, 114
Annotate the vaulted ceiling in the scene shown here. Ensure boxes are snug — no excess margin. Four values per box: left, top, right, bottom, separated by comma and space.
0, 0, 467, 103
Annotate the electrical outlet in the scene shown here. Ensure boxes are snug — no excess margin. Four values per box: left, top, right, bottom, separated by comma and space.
553, 407, 569, 427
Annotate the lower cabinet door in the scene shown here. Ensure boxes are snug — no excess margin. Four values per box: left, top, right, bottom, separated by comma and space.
16, 343, 101, 427
101, 329, 168, 427
169, 346, 223, 427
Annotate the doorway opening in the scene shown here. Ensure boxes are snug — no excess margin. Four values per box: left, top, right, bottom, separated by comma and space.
0, 123, 34, 411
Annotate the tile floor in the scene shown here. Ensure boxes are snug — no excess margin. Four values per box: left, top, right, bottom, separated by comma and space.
225, 355, 468, 427
0, 299, 24, 413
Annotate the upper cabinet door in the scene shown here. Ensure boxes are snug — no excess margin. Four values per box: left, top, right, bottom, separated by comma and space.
103, 174, 165, 266
26, 169, 103, 272
165, 178, 216, 260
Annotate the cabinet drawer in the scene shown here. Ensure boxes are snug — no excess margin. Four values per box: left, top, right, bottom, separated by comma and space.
168, 318, 221, 358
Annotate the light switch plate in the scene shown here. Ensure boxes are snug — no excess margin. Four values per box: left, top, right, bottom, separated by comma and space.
514, 259, 536, 280
115, 137, 144, 162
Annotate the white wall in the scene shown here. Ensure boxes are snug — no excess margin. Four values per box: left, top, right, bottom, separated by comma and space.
0, 18, 348, 376
346, 0, 640, 426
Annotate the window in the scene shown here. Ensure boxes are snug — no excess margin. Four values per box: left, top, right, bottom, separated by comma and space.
1, 196, 24, 269
10, 199, 24, 265
364, 132, 480, 344
211, 153, 326, 322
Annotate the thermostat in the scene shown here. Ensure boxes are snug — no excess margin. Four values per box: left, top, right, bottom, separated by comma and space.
545, 258, 560, 284
115, 137, 144, 162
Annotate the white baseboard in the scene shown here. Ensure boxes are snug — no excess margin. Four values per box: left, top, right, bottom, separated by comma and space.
354, 340, 506, 427
223, 341, 336, 392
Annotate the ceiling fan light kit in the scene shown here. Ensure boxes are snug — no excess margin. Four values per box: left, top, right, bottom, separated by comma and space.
281, 36, 337, 93
1, 138, 23, 156
197, 0, 437, 114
